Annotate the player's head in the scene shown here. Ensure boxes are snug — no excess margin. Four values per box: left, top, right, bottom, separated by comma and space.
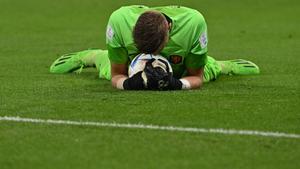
133, 11, 170, 55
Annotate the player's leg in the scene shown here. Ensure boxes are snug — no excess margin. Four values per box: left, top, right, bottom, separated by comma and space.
50, 49, 100, 74
49, 48, 112, 80
203, 56, 260, 82
94, 50, 111, 80
203, 56, 222, 82
217, 59, 260, 76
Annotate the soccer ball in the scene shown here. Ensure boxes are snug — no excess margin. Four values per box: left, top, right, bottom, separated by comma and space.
128, 54, 173, 77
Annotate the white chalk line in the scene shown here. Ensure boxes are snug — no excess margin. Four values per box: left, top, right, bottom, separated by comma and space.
0, 116, 300, 139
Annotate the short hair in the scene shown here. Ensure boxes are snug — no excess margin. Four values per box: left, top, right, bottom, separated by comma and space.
133, 11, 169, 54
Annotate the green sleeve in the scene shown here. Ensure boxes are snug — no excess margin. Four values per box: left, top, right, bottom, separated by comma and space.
106, 9, 124, 47
185, 53, 207, 69
190, 12, 208, 56
106, 9, 128, 64
107, 45, 129, 64
185, 12, 208, 69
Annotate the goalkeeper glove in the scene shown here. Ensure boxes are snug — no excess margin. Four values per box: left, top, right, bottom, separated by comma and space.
143, 59, 183, 90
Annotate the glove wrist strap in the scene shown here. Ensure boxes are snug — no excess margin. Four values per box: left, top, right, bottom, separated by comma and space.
179, 79, 191, 90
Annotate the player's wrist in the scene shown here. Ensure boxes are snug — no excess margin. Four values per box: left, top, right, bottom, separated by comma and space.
116, 77, 127, 90
179, 79, 191, 90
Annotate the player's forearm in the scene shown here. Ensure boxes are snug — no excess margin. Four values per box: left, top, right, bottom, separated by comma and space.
111, 75, 128, 89
111, 63, 131, 90
179, 67, 204, 89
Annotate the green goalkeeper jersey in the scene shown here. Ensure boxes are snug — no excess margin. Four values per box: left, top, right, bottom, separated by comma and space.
106, 5, 208, 78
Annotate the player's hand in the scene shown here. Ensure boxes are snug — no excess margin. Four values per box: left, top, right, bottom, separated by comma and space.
123, 71, 146, 90
149, 58, 183, 90
143, 59, 170, 90
165, 74, 183, 90
123, 59, 169, 90
124, 59, 183, 90
143, 59, 183, 90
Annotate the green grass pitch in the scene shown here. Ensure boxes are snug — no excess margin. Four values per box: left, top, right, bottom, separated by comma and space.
0, 0, 300, 168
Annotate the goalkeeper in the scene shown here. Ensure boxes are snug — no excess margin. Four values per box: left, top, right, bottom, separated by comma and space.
50, 5, 259, 90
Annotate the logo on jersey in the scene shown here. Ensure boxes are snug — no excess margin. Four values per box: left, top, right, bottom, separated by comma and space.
170, 55, 183, 64
199, 31, 208, 49
106, 25, 114, 41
